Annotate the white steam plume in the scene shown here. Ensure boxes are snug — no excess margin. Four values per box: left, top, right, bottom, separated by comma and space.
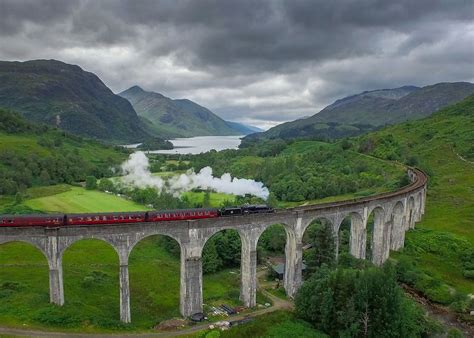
120, 151, 269, 200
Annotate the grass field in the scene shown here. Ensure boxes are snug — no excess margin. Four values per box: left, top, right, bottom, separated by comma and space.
24, 186, 150, 213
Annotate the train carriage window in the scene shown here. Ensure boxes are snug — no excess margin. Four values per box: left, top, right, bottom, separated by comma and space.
113, 216, 118, 220
191, 212, 195, 216
103, 216, 107, 221
205, 211, 209, 215
8, 219, 13, 223
198, 211, 203, 216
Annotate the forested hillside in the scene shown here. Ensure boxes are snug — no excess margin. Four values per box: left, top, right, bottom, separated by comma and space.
0, 108, 127, 196
0, 60, 149, 143
243, 82, 474, 145
191, 139, 405, 205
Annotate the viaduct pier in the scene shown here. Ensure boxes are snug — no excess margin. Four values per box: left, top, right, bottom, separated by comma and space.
0, 169, 427, 323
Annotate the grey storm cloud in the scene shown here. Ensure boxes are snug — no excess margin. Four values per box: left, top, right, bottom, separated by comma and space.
0, 0, 473, 129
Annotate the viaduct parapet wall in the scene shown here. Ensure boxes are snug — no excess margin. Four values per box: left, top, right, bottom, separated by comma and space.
0, 169, 427, 323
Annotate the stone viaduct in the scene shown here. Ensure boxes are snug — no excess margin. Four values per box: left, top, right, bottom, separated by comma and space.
0, 169, 427, 323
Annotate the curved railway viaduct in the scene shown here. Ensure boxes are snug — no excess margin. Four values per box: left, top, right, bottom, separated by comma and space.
0, 169, 427, 323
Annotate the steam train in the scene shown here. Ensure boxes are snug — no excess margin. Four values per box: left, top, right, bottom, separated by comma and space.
0, 205, 274, 227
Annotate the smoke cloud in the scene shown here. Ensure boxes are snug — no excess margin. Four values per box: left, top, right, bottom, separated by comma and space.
120, 151, 269, 200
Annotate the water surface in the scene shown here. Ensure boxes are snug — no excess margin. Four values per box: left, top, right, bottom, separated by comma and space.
149, 135, 243, 154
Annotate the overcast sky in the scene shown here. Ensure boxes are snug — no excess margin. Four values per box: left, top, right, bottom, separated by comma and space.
1, 0, 473, 129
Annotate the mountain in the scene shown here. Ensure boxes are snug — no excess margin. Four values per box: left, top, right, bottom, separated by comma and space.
0, 59, 149, 143
242, 82, 474, 145
312, 85, 420, 125
119, 86, 243, 137
225, 121, 263, 135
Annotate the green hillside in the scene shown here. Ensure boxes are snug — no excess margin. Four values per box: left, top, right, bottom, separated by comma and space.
119, 86, 242, 137
0, 60, 149, 143
243, 82, 474, 145
353, 94, 474, 302
0, 107, 127, 196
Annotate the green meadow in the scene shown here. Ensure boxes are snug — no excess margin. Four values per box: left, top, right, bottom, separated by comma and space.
24, 186, 150, 213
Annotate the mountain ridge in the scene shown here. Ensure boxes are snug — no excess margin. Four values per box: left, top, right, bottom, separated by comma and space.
0, 59, 149, 143
242, 82, 474, 145
119, 85, 259, 137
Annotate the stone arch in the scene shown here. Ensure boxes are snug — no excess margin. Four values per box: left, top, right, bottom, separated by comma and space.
301, 215, 334, 236
59, 236, 121, 260
407, 196, 416, 230
127, 231, 183, 261
255, 222, 289, 294
61, 238, 121, 319
336, 211, 366, 260
128, 234, 181, 325
416, 191, 423, 221
390, 201, 405, 251
256, 223, 289, 261
366, 206, 386, 265
0, 238, 48, 260
302, 216, 335, 273
0, 240, 52, 321
201, 228, 242, 307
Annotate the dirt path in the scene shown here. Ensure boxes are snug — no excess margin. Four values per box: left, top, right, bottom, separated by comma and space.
256, 267, 294, 311
0, 303, 283, 338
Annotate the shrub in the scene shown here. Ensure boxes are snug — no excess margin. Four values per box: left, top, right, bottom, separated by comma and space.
463, 270, 474, 279
81, 271, 109, 288
447, 328, 464, 338
85, 176, 97, 190
0, 281, 24, 298
34, 306, 84, 327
